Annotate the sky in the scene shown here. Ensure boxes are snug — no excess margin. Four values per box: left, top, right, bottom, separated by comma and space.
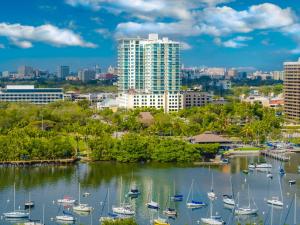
0, 0, 300, 72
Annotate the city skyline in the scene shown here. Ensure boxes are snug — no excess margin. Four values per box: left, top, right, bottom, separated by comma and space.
0, 0, 300, 71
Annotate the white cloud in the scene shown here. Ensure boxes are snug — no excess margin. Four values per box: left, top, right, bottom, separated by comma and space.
95, 28, 111, 38
281, 23, 300, 54
65, 0, 232, 20
116, 3, 295, 39
0, 23, 96, 48
181, 42, 192, 50
215, 36, 253, 48
0, 43, 4, 49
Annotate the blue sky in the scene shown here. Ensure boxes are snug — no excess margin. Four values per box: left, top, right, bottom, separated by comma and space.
0, 0, 300, 71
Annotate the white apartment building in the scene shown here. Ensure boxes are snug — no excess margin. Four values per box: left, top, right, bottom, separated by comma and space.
117, 34, 181, 112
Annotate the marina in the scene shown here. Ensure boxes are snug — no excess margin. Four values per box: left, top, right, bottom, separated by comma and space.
0, 156, 299, 225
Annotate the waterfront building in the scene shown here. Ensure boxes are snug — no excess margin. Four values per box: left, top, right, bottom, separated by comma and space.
284, 58, 300, 123
272, 71, 285, 81
2, 71, 10, 78
57, 65, 70, 79
0, 85, 63, 104
117, 33, 181, 112
78, 69, 96, 82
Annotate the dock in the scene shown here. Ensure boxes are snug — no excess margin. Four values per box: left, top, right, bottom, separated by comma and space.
260, 150, 290, 161
0, 158, 78, 167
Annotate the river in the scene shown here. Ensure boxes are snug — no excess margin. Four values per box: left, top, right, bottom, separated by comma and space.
0, 154, 299, 225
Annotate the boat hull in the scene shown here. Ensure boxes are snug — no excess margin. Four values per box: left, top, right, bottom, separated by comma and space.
201, 218, 224, 225
3, 211, 30, 218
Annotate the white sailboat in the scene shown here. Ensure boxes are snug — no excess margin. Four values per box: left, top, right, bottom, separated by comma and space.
223, 176, 235, 206
24, 192, 35, 208
4, 183, 30, 219
57, 196, 76, 205
99, 188, 120, 222
186, 179, 206, 208
24, 205, 45, 225
201, 200, 225, 225
73, 183, 93, 213
267, 177, 283, 207
112, 177, 135, 215
234, 189, 258, 215
146, 180, 159, 209
207, 172, 217, 200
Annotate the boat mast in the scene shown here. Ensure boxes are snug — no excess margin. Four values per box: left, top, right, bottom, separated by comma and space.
13, 183, 16, 212
42, 204, 45, 225
78, 183, 81, 204
120, 177, 122, 205
279, 176, 283, 202
211, 172, 214, 192
108, 188, 110, 213
247, 185, 250, 208
294, 193, 297, 225
186, 179, 193, 204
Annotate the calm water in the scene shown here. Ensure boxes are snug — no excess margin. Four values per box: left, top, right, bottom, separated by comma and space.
0, 155, 299, 225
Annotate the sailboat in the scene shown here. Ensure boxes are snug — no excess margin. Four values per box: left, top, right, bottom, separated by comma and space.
112, 177, 135, 215
207, 172, 217, 200
223, 176, 235, 206
99, 188, 120, 222
234, 189, 258, 215
24, 192, 35, 209
154, 194, 170, 225
73, 183, 93, 213
267, 176, 283, 207
163, 189, 177, 217
186, 179, 206, 208
4, 183, 30, 218
146, 180, 160, 209
127, 171, 140, 198
170, 179, 183, 202
201, 200, 225, 225
24, 205, 45, 225
56, 210, 76, 223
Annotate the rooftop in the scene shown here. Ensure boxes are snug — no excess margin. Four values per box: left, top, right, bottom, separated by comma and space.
190, 131, 232, 144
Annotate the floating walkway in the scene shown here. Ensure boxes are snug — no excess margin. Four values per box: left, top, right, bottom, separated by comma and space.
260, 150, 290, 161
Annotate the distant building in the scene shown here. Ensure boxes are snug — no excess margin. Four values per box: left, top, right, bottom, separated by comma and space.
2, 71, 10, 78
0, 85, 63, 104
226, 69, 238, 78
216, 80, 232, 90
57, 66, 70, 79
284, 58, 300, 122
182, 90, 212, 108
272, 71, 285, 81
18, 66, 33, 78
78, 69, 96, 82
107, 65, 117, 75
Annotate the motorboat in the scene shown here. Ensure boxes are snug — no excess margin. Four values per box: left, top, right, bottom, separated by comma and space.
146, 201, 159, 209
57, 196, 76, 205
222, 195, 235, 206
163, 208, 177, 217
289, 180, 296, 185
4, 211, 30, 218
83, 192, 91, 197
248, 164, 255, 170
201, 216, 225, 225
267, 172, 273, 179
127, 187, 140, 197
73, 203, 93, 213
56, 215, 76, 222
153, 217, 170, 225
279, 167, 285, 175
235, 207, 258, 215
256, 163, 272, 169
267, 197, 283, 207
171, 194, 183, 202
112, 205, 135, 215
24, 192, 34, 209
187, 200, 206, 208
208, 192, 217, 200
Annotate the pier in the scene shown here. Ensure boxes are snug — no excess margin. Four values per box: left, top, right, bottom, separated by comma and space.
0, 158, 78, 167
260, 150, 290, 161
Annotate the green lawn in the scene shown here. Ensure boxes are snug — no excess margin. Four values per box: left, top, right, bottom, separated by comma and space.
235, 146, 262, 151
